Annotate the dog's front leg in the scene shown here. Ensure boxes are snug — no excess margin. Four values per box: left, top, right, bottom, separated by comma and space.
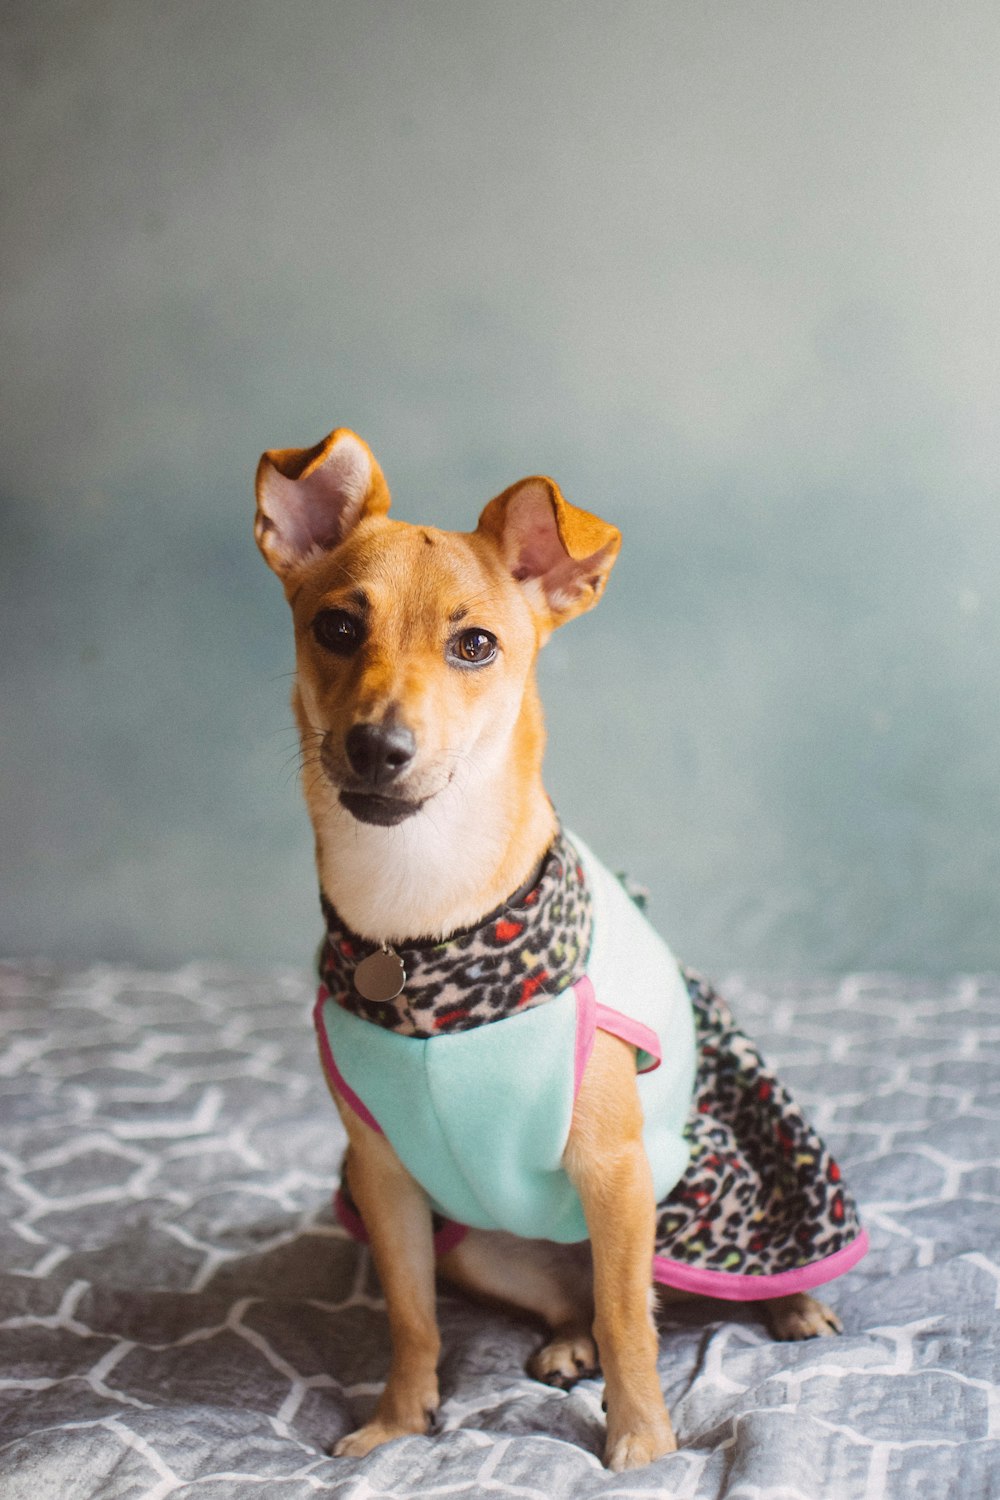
564, 1030, 677, 1471
330, 1098, 441, 1457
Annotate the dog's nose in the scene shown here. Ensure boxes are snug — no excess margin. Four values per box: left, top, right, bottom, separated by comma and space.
344, 723, 417, 786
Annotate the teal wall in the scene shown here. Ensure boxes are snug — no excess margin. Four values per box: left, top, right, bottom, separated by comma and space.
2, 1, 998, 974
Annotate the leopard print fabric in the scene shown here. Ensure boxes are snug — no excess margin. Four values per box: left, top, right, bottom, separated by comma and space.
318, 830, 592, 1038
653, 970, 863, 1278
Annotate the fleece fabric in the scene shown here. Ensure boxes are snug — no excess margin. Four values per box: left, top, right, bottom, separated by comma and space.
316, 831, 868, 1292
316, 834, 696, 1242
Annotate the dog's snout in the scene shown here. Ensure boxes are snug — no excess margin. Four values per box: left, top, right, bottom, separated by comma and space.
345, 722, 417, 786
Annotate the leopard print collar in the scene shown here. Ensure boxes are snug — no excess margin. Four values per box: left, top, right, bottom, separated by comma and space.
318, 828, 593, 1038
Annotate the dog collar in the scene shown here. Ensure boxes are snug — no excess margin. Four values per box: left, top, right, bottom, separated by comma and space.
317, 828, 593, 1037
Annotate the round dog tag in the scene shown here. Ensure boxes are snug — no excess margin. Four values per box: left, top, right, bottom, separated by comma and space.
354, 947, 406, 1003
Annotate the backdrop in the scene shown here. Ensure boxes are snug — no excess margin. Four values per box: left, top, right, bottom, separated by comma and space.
2, 1, 998, 974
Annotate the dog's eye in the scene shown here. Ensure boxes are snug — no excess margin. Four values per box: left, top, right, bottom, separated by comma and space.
450, 628, 497, 667
312, 609, 363, 655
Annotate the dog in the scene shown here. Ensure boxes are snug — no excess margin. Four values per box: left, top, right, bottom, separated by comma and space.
254, 426, 867, 1470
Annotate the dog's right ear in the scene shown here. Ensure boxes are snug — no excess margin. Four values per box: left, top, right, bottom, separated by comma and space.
254, 427, 391, 580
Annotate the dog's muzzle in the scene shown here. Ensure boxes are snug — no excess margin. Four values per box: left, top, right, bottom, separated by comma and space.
323, 723, 426, 826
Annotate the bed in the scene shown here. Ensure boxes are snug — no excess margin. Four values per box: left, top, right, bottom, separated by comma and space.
1, 961, 996, 1497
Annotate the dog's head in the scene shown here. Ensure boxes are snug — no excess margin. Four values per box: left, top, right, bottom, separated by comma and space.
255, 427, 620, 830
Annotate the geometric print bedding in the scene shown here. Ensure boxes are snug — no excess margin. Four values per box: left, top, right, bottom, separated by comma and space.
1, 962, 997, 1498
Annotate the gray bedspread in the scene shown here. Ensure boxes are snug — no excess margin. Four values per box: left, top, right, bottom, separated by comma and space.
1, 962, 997, 1498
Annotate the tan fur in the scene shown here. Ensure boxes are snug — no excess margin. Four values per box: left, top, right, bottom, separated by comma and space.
564, 1029, 677, 1463
326, 1082, 441, 1457
258, 426, 839, 1471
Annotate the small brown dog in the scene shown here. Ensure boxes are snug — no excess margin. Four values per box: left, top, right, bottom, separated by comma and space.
255, 427, 864, 1470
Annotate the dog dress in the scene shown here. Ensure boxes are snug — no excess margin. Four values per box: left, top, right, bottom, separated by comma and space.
315, 830, 868, 1298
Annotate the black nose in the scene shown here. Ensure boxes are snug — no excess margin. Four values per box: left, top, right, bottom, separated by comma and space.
344, 723, 417, 786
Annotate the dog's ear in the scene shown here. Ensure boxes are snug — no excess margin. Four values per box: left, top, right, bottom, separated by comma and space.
477, 477, 621, 628
254, 427, 391, 579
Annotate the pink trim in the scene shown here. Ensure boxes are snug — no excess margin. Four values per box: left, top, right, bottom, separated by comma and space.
573, 977, 662, 1098
573, 976, 598, 1096
652, 1227, 870, 1301
433, 1219, 471, 1257
334, 1185, 369, 1241
313, 986, 384, 1135
335, 1184, 866, 1290
594, 1002, 661, 1073
334, 1187, 470, 1258
337, 1174, 866, 1291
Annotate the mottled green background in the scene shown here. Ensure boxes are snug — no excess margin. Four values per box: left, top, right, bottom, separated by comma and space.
2, 1, 998, 974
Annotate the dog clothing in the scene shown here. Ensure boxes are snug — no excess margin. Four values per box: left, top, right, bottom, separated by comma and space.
316, 830, 868, 1299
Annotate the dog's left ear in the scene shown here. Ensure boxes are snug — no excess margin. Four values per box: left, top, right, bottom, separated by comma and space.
477, 477, 621, 629
254, 427, 391, 581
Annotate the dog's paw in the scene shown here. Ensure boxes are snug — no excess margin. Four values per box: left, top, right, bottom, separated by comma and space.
604, 1418, 677, 1471
764, 1292, 843, 1341
332, 1408, 437, 1459
528, 1329, 600, 1389
333, 1422, 396, 1459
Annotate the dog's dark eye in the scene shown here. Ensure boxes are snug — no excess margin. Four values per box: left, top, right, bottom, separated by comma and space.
313, 609, 363, 655
450, 628, 497, 667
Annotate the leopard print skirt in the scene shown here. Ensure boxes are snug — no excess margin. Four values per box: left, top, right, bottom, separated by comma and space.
651, 971, 862, 1283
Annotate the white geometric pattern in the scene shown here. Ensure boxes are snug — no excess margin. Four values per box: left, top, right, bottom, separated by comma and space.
0, 962, 997, 1497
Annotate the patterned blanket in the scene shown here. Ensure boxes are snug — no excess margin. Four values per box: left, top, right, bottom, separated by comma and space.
1, 962, 997, 1497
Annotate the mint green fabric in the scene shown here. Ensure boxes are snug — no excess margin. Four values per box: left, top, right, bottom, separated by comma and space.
574, 832, 697, 1170
317, 833, 697, 1242
321, 990, 586, 1238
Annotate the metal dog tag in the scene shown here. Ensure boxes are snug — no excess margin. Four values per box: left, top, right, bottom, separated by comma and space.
354, 946, 406, 1003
